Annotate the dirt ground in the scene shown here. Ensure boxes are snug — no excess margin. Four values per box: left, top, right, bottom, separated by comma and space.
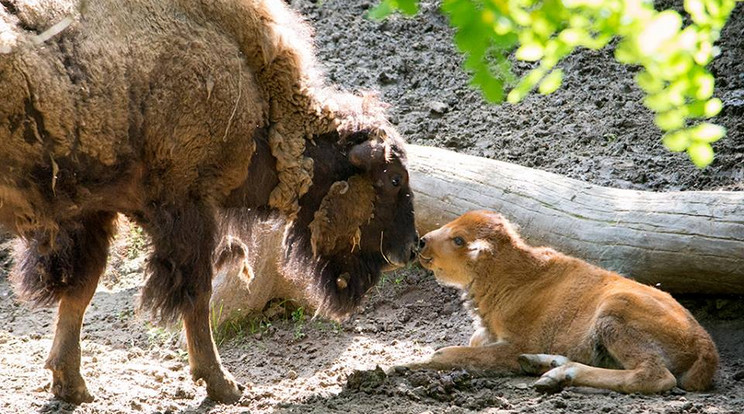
1, 0, 743, 413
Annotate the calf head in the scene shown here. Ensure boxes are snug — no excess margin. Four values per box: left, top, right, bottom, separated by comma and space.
418, 210, 522, 288
285, 125, 418, 319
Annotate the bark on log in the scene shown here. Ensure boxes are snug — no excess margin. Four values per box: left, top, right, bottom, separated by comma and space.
408, 145, 744, 295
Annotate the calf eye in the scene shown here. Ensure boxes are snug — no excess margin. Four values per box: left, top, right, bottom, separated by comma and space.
391, 176, 401, 187
453, 236, 465, 247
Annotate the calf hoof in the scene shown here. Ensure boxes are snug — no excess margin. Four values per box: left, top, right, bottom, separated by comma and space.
533, 367, 574, 394
533, 375, 567, 394
518, 354, 569, 375
206, 376, 244, 404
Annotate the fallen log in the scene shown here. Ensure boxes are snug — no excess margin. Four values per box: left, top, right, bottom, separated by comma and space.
408, 145, 744, 295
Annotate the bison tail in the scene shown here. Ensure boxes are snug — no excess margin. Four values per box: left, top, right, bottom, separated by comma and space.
9, 213, 116, 306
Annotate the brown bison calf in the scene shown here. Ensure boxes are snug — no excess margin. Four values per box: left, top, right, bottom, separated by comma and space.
0, 0, 418, 404
411, 210, 718, 394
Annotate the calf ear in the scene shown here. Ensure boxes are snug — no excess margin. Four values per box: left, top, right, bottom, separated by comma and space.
349, 140, 386, 171
468, 239, 493, 261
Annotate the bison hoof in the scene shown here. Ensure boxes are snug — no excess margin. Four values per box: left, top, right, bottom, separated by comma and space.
206, 377, 244, 404
52, 381, 94, 404
49, 368, 94, 404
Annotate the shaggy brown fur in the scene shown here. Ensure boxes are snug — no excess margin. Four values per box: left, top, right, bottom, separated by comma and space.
309, 175, 376, 257
0, 0, 418, 404
410, 211, 718, 394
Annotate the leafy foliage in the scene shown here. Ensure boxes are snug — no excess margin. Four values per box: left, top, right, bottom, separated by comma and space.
369, 0, 737, 167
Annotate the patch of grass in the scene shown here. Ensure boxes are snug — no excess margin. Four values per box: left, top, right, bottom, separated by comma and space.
125, 224, 148, 260
117, 308, 134, 321
145, 323, 180, 349
291, 306, 306, 341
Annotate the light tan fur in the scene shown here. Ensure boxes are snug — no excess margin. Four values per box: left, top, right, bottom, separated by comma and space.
411, 210, 719, 394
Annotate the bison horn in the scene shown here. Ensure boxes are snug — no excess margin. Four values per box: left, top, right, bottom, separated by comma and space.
349, 140, 386, 170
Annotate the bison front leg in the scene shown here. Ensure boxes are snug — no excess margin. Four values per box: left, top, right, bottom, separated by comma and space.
182, 294, 243, 403
142, 201, 243, 403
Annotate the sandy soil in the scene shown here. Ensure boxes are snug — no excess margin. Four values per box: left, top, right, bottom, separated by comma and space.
1, 0, 743, 413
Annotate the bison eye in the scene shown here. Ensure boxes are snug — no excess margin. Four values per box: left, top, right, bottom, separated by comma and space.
391, 175, 401, 187
453, 236, 465, 247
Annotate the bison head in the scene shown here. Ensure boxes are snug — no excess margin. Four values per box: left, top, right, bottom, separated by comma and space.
283, 125, 418, 319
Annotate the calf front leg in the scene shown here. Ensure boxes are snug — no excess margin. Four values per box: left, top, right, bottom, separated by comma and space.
405, 343, 523, 374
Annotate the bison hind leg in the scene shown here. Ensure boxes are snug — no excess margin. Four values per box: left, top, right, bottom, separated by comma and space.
10, 212, 117, 404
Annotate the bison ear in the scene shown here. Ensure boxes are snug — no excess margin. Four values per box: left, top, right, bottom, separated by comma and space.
349, 140, 386, 171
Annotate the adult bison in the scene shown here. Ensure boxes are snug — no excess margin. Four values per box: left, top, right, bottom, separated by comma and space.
0, 0, 418, 404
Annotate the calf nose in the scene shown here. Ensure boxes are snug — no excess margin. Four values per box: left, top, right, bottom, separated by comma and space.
418, 236, 427, 250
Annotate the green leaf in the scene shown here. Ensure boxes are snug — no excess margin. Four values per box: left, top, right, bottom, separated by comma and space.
637, 10, 682, 55
367, 0, 394, 20
684, 0, 709, 25
690, 122, 726, 143
471, 66, 505, 102
692, 72, 715, 100
516, 43, 544, 61
367, 0, 418, 19
662, 131, 690, 152
539, 69, 563, 95
644, 92, 674, 113
397, 0, 419, 15
704, 98, 723, 117
687, 142, 714, 168
635, 71, 664, 94
654, 109, 686, 131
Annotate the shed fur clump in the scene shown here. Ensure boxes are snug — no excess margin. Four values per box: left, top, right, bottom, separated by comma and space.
309, 175, 376, 257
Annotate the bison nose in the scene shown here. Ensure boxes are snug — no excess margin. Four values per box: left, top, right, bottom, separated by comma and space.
409, 233, 421, 261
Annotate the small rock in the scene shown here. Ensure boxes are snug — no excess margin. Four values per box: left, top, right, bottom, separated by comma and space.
287, 370, 298, 380
34, 381, 51, 392
669, 386, 687, 395
378, 71, 397, 85
428, 101, 450, 115
174, 387, 194, 400
515, 382, 530, 390
130, 400, 143, 411
346, 366, 387, 392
